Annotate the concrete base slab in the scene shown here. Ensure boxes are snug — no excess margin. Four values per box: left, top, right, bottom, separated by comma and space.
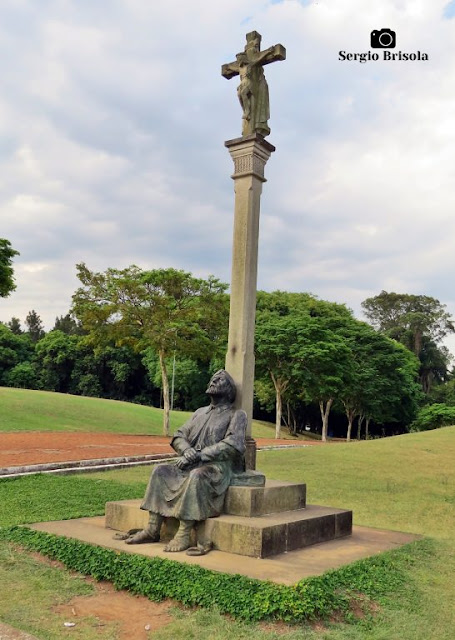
29, 517, 419, 586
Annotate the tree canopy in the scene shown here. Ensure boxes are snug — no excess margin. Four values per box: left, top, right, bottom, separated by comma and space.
255, 291, 421, 440
72, 264, 228, 435
362, 290, 454, 392
0, 239, 19, 298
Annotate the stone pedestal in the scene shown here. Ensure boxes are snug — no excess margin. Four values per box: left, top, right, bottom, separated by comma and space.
105, 479, 353, 559
224, 134, 275, 469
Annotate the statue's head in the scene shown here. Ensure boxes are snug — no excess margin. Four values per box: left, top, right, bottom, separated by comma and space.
206, 369, 236, 404
245, 30, 261, 52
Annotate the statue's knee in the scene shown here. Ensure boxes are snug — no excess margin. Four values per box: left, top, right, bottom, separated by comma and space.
189, 467, 206, 481
151, 464, 170, 479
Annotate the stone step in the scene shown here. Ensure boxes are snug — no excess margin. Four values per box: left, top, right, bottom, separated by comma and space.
204, 506, 352, 557
105, 499, 352, 558
224, 479, 306, 516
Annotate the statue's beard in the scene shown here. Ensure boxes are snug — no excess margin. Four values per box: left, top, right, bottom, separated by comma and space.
206, 379, 229, 398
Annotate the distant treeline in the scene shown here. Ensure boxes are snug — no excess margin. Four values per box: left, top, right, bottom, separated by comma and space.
1, 266, 454, 439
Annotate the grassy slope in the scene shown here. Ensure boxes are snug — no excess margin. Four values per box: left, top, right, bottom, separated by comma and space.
0, 386, 302, 439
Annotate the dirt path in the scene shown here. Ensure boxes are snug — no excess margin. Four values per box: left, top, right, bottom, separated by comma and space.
0, 432, 318, 468
54, 580, 173, 639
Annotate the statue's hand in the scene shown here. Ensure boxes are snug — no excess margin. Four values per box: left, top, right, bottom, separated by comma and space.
175, 457, 189, 469
183, 448, 201, 464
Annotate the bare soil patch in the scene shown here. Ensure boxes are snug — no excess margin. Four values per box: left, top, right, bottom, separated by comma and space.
54, 581, 174, 639
1, 432, 313, 468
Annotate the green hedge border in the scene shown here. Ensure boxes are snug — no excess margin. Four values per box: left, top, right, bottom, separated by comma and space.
0, 526, 431, 623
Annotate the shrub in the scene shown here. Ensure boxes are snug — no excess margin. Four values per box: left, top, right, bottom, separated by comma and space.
410, 403, 455, 432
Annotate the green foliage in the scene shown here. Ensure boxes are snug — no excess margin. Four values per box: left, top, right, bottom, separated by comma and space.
0, 324, 34, 385
72, 264, 229, 434
410, 403, 455, 432
430, 378, 455, 406
362, 291, 454, 393
0, 526, 431, 624
72, 264, 228, 361
24, 309, 45, 343
254, 292, 420, 438
53, 313, 84, 335
0, 238, 19, 298
34, 330, 78, 392
4, 362, 37, 389
362, 291, 454, 350
340, 322, 421, 437
255, 292, 356, 438
6, 316, 22, 334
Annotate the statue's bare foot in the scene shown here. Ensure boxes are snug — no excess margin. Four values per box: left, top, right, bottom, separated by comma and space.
125, 529, 159, 545
163, 533, 191, 552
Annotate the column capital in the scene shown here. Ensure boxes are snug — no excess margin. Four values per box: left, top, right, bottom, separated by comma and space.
225, 134, 275, 182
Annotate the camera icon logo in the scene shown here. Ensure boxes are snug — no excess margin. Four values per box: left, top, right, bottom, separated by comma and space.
370, 29, 396, 49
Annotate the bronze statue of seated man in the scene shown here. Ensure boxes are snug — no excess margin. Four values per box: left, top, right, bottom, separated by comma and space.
125, 369, 246, 553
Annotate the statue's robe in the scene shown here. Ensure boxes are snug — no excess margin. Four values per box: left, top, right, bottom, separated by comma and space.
140, 403, 246, 522
250, 64, 270, 137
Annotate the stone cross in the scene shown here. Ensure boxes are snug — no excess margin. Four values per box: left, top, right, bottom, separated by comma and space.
222, 31, 286, 138
222, 33, 285, 469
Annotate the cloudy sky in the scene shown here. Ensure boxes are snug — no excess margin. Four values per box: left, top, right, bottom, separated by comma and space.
2, 0, 455, 352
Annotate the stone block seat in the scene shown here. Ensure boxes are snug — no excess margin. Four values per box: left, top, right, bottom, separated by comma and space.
105, 478, 353, 559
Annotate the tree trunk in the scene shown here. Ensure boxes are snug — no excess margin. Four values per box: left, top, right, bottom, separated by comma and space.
271, 372, 288, 440
159, 350, 170, 436
365, 417, 371, 440
346, 410, 354, 442
357, 414, 365, 441
343, 403, 356, 442
319, 398, 333, 442
275, 390, 282, 440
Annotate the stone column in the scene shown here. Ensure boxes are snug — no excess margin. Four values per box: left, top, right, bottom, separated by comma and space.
224, 133, 275, 470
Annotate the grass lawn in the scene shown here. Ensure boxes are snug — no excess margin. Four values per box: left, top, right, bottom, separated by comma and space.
0, 386, 304, 439
0, 426, 454, 638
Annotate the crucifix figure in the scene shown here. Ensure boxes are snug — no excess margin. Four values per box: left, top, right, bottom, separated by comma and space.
222, 31, 286, 137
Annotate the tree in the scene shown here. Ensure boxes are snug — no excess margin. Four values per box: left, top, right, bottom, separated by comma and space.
339, 321, 421, 440
7, 317, 22, 335
255, 312, 300, 438
362, 291, 454, 355
4, 362, 37, 389
430, 378, 455, 406
24, 310, 45, 343
0, 239, 19, 298
72, 264, 228, 435
53, 313, 84, 335
34, 330, 78, 392
418, 337, 451, 393
362, 291, 454, 392
255, 291, 354, 440
291, 318, 354, 442
0, 324, 34, 385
